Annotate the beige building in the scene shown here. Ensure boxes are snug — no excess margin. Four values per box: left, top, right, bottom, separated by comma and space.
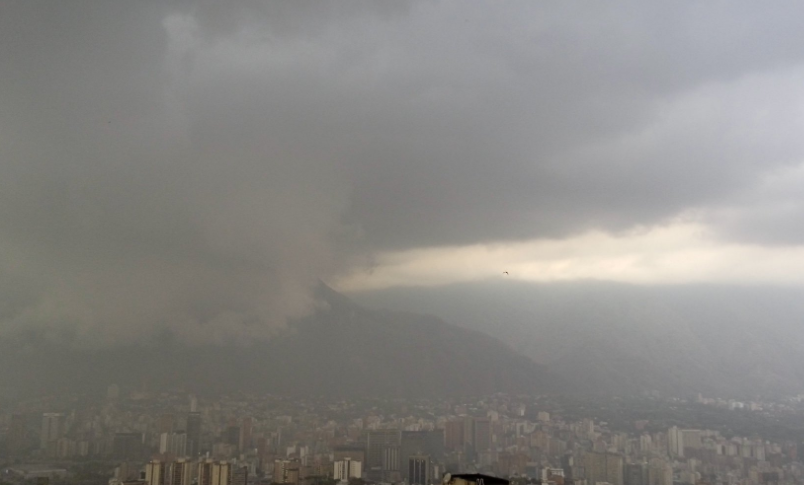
583, 451, 623, 485
198, 460, 231, 485
274, 460, 300, 485
170, 459, 193, 485
648, 458, 672, 485
146, 461, 167, 485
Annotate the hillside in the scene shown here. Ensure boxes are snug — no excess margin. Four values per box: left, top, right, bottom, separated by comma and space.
349, 281, 804, 398
0, 285, 561, 398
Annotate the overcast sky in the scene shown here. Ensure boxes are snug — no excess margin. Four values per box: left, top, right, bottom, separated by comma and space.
3, 1, 804, 345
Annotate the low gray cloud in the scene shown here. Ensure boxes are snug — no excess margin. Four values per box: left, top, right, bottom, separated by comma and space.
0, 2, 355, 345
2, 1, 804, 345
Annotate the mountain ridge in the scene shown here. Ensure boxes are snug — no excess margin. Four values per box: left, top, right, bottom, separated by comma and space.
0, 285, 562, 398
349, 280, 804, 398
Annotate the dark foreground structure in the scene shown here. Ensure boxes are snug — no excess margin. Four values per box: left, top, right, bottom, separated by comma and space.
446, 473, 510, 485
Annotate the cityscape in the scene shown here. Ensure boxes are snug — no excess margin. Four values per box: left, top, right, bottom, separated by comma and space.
3, 391, 804, 485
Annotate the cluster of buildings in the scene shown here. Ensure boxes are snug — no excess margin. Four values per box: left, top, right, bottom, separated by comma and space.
140, 458, 248, 485
1, 391, 803, 485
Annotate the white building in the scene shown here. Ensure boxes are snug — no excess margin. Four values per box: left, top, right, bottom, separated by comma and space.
40, 413, 63, 450
334, 458, 362, 481
667, 427, 683, 458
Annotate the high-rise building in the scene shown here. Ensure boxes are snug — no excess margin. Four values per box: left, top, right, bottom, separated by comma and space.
639, 434, 653, 454
408, 455, 430, 485
239, 417, 253, 452
186, 413, 202, 457
160, 432, 187, 456
199, 460, 231, 485
7, 414, 27, 452
444, 421, 464, 451
170, 459, 193, 485
400, 431, 444, 481
625, 463, 648, 485
647, 459, 671, 485
583, 451, 623, 485
560, 455, 574, 480
40, 413, 63, 451
473, 419, 491, 453
459, 418, 490, 460
226, 426, 241, 450
56, 437, 77, 459
367, 430, 400, 469
274, 460, 300, 485
213, 462, 232, 485
334, 458, 363, 481
231, 467, 248, 485
681, 429, 702, 451
146, 461, 167, 485
667, 427, 683, 458
382, 446, 400, 473
198, 460, 215, 485
463, 418, 475, 450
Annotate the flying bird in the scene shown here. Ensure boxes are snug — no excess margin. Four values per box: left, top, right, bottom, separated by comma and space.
503, 271, 509, 275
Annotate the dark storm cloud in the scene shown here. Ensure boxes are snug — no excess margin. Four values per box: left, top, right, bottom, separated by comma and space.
339, 1, 804, 248
2, 1, 804, 344
0, 1, 356, 345
182, 0, 418, 39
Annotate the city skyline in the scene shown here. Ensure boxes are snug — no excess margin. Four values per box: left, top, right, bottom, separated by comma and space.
2, 391, 801, 485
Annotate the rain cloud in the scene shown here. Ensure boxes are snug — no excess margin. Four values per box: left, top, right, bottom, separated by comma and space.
3, 1, 804, 344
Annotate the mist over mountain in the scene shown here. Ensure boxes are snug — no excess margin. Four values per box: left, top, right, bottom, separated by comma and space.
348, 281, 804, 398
7, 2, 804, 408
0, 285, 560, 399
